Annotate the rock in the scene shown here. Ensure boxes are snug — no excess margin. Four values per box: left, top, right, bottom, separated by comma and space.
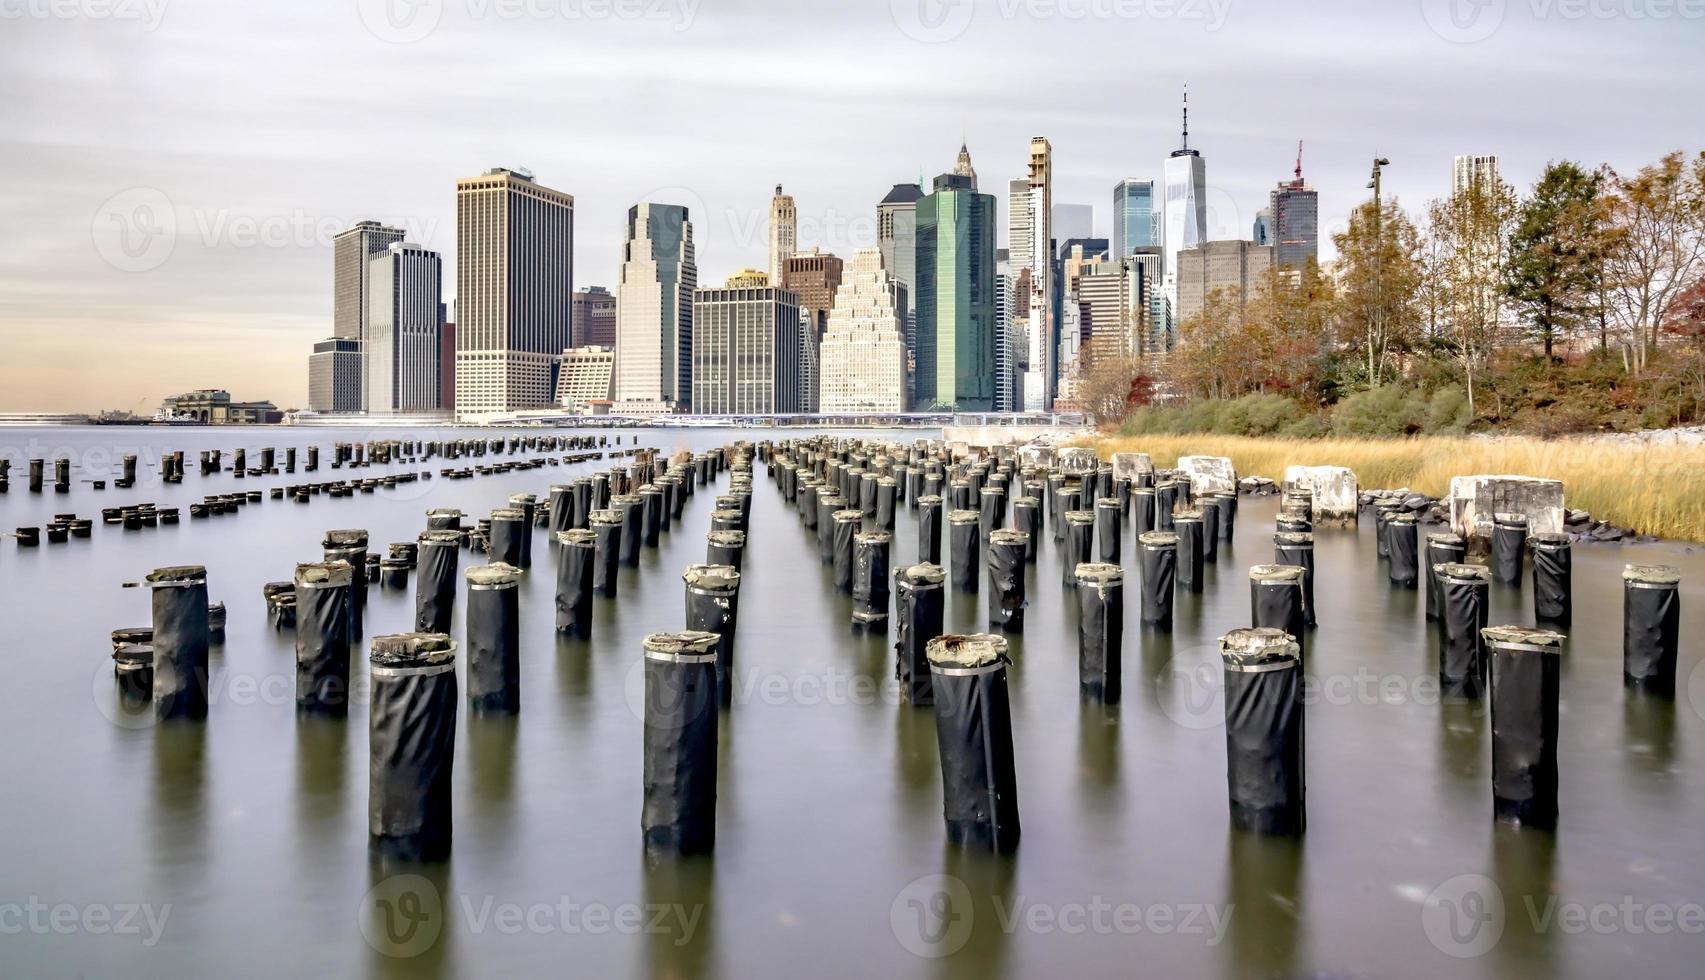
1282, 465, 1359, 528
1179, 456, 1237, 496
1590, 524, 1625, 542
1112, 452, 1154, 484
1448, 475, 1566, 555
1566, 509, 1593, 526
1403, 494, 1432, 512
1057, 447, 1099, 476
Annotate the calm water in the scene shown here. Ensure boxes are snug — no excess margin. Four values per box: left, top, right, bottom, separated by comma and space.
1, 425, 1702, 979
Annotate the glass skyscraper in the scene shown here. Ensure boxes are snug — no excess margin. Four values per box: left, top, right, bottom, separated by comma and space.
1111, 179, 1160, 260
915, 171, 997, 412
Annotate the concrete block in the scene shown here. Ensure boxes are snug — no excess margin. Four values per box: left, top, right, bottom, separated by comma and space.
1058, 448, 1099, 476
1448, 475, 1565, 554
1112, 452, 1154, 483
1283, 465, 1359, 528
1177, 455, 1237, 496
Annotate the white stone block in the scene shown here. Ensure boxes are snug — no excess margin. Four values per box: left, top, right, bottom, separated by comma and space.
1448, 475, 1565, 551
1178, 455, 1237, 496
1112, 452, 1154, 483
1283, 465, 1359, 527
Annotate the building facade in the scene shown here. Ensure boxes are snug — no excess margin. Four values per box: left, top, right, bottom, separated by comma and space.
1175, 240, 1274, 325
1163, 91, 1208, 294
454, 167, 574, 418
572, 286, 617, 348
767, 185, 796, 284
819, 248, 907, 414
1112, 179, 1160, 260
308, 338, 362, 413
1021, 138, 1054, 410
993, 248, 1019, 412
691, 284, 802, 415
366, 242, 443, 414
877, 183, 922, 403
781, 249, 843, 412
1452, 154, 1500, 194
915, 169, 997, 412
160, 390, 280, 425
1270, 175, 1319, 271
613, 203, 696, 413
333, 220, 405, 344
556, 346, 615, 409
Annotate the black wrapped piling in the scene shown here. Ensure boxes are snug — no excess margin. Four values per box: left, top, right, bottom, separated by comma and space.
1531, 534, 1573, 626
1199, 497, 1221, 564
1623, 565, 1681, 695
684, 566, 742, 705
487, 508, 527, 568
368, 633, 458, 861
917, 495, 944, 566
816, 491, 845, 563
1132, 486, 1157, 537
876, 477, 899, 531
1155, 481, 1178, 531
1095, 497, 1122, 565
553, 530, 596, 639
113, 644, 153, 701
1212, 491, 1237, 542
1175, 510, 1205, 594
323, 530, 369, 637
831, 509, 862, 593
852, 533, 893, 629
415, 530, 461, 634
54, 458, 70, 493
895, 564, 945, 705
1250, 565, 1308, 657
1492, 513, 1528, 586
1063, 510, 1095, 587
1220, 628, 1306, 836
1424, 532, 1467, 623
1076, 564, 1124, 703
589, 510, 624, 598
613, 495, 644, 566
1012, 496, 1041, 562
948, 509, 981, 593
1273, 533, 1317, 628
927, 634, 1021, 852
28, 458, 43, 493
1138, 531, 1178, 630
641, 631, 722, 855
1438, 564, 1491, 698
426, 508, 463, 532
986, 529, 1028, 632
1484, 625, 1565, 830
380, 558, 410, 590
640, 486, 666, 545
1386, 513, 1420, 588
706, 530, 746, 572
979, 485, 1006, 542
465, 564, 521, 713
295, 562, 353, 714
1054, 485, 1081, 542
548, 485, 573, 534
146, 565, 210, 721
264, 581, 297, 630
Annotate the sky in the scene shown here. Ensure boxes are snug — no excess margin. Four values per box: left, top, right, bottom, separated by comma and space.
1, 0, 1702, 413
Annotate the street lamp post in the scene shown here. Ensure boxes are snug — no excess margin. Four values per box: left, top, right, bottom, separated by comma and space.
1367, 157, 1391, 383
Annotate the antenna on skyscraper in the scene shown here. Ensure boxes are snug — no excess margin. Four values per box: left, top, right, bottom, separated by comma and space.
1295, 140, 1304, 182
1181, 84, 1189, 152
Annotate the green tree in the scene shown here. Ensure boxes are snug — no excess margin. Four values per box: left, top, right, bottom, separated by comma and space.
1603, 151, 1705, 374
1427, 172, 1518, 414
1332, 198, 1424, 387
1506, 161, 1606, 360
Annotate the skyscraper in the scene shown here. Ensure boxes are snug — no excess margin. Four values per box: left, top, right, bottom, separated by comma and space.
333, 220, 405, 343
1175, 240, 1273, 326
1453, 154, 1500, 194
768, 185, 796, 283
877, 182, 922, 401
571, 286, 617, 348
1021, 137, 1054, 410
1112, 179, 1160, 260
993, 248, 1018, 412
613, 203, 696, 413
782, 249, 843, 412
819, 248, 907, 414
915, 165, 997, 412
691, 280, 802, 415
1162, 87, 1207, 291
308, 338, 362, 413
1270, 149, 1319, 271
453, 167, 574, 418
366, 242, 443, 414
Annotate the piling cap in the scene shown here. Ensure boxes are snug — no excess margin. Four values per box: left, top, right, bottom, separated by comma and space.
818, 494, 847, 508
1530, 533, 1570, 549
832, 509, 863, 524
610, 494, 642, 506
897, 563, 946, 587
706, 530, 747, 548
1427, 532, 1466, 547
1438, 562, 1491, 582
589, 509, 623, 525
1013, 496, 1040, 508
509, 493, 537, 504
466, 563, 521, 586
1275, 532, 1314, 546
491, 508, 525, 521
1174, 509, 1203, 523
1480, 625, 1565, 652
554, 530, 596, 547
948, 509, 980, 524
683, 564, 741, 590
855, 531, 892, 546
926, 633, 1010, 670
370, 633, 456, 669
917, 494, 945, 506
261, 581, 294, 599
1139, 531, 1178, 548
879, 477, 898, 487
1624, 564, 1681, 585
643, 631, 721, 660
1219, 627, 1301, 667
146, 565, 207, 585
426, 508, 463, 518
1095, 497, 1120, 509
989, 528, 1030, 547
295, 561, 354, 587
113, 642, 154, 666
1065, 510, 1097, 526
1075, 563, 1123, 586
1493, 512, 1529, 527
323, 529, 369, 547
111, 626, 153, 645
1134, 485, 1156, 496
419, 530, 462, 546
1250, 564, 1306, 584
1388, 512, 1417, 526
712, 509, 745, 523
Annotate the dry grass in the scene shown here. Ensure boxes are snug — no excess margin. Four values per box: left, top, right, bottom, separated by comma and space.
1080, 433, 1705, 542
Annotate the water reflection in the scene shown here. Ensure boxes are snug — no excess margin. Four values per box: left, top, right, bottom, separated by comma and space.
466, 713, 518, 820
1221, 830, 1305, 978
936, 846, 1015, 980
362, 854, 454, 979
1623, 692, 1680, 782
643, 854, 718, 980
295, 713, 349, 828
892, 703, 938, 808
1488, 824, 1561, 977
1076, 700, 1121, 797
1435, 698, 1486, 805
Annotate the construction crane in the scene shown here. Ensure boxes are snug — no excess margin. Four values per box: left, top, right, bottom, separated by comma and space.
1295, 140, 1304, 182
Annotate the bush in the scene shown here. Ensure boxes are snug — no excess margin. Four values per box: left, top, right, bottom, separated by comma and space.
1331, 386, 1427, 437
1425, 386, 1471, 434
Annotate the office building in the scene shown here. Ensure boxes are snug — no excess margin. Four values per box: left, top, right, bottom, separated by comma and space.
818, 248, 907, 414
333, 220, 406, 344
1112, 179, 1160, 260
691, 282, 802, 415
556, 346, 615, 410
1453, 154, 1500, 194
768, 185, 796, 283
1175, 240, 1273, 325
782, 249, 842, 412
1163, 88, 1207, 290
1270, 152, 1319, 270
877, 182, 922, 400
572, 286, 617, 348
993, 248, 1019, 412
308, 338, 362, 413
915, 161, 997, 412
365, 242, 443, 414
1015, 137, 1054, 410
613, 203, 696, 414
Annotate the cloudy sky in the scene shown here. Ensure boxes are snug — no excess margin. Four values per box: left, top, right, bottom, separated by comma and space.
1, 0, 1701, 412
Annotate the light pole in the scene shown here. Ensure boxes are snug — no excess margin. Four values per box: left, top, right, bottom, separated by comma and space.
1367, 157, 1391, 383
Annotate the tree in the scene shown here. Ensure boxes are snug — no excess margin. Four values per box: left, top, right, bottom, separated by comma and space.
1332, 197, 1424, 387
1665, 277, 1705, 419
1243, 261, 1337, 401
1427, 172, 1517, 414
1171, 287, 1262, 400
1075, 351, 1154, 426
1603, 151, 1705, 374
1506, 161, 1606, 360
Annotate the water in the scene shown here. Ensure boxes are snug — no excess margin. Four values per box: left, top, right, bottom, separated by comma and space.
2, 426, 1703, 979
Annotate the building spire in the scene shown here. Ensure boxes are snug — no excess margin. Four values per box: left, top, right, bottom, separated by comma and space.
1181, 83, 1189, 152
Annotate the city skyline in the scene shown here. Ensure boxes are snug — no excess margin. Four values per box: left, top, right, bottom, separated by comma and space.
3, 2, 1702, 412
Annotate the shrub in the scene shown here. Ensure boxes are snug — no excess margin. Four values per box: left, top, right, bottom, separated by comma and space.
1331, 386, 1426, 437
1424, 386, 1470, 434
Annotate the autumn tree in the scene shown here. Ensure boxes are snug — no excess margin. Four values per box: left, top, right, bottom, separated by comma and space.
1332, 197, 1424, 386
1602, 151, 1705, 374
1427, 172, 1517, 413
1505, 161, 1606, 360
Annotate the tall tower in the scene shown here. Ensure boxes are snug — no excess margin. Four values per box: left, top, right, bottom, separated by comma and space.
1162, 86, 1207, 290
915, 164, 996, 412
768, 185, 797, 284
1112, 179, 1160, 260
819, 248, 907, 414
453, 167, 575, 419
1270, 145, 1319, 271
332, 219, 405, 410
613, 203, 697, 412
877, 182, 923, 405
1453, 154, 1500, 194
1021, 136, 1053, 411
365, 242, 443, 414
